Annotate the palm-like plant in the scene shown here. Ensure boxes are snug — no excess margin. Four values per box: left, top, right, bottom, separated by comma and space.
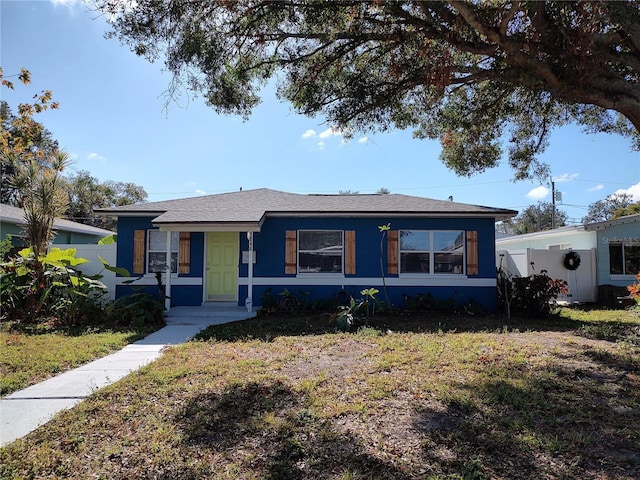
11, 150, 70, 258
7, 150, 71, 321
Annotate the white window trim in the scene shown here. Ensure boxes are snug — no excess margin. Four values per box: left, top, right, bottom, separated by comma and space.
398, 229, 466, 276
297, 229, 344, 275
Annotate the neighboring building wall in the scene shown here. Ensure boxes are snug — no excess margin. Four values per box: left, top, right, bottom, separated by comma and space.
593, 221, 640, 287
0, 221, 24, 246
1, 222, 111, 246
496, 228, 596, 251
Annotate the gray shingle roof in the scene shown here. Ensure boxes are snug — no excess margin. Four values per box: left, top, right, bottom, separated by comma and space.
1, 204, 114, 236
96, 189, 516, 226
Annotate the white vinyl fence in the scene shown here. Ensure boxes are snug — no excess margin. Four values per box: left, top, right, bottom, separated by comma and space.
497, 248, 597, 304
66, 243, 117, 301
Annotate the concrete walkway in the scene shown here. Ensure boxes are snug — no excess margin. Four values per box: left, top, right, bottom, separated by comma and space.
0, 306, 256, 447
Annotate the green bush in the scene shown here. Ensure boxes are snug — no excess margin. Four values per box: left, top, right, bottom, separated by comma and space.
0, 247, 108, 326
497, 267, 568, 318
1, 247, 165, 330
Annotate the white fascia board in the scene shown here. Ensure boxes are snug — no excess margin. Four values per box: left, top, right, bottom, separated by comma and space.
155, 223, 261, 233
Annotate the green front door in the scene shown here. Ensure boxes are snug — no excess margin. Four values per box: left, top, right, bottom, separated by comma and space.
206, 232, 239, 302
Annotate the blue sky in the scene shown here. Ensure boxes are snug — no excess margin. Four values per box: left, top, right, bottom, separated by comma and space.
2, 0, 639, 224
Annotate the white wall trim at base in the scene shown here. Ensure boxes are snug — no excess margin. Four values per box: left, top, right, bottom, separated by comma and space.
116, 277, 203, 286
238, 277, 496, 288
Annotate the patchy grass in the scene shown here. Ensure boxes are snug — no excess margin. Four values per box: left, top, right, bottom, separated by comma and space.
0, 322, 160, 396
1, 307, 639, 479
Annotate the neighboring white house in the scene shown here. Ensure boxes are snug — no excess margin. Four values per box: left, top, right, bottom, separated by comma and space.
496, 214, 640, 304
495, 224, 596, 251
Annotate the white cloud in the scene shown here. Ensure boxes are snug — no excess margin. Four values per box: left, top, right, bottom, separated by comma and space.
613, 181, 640, 201
195, 189, 207, 196
87, 152, 106, 162
317, 141, 325, 150
553, 173, 579, 183
526, 186, 549, 200
318, 127, 343, 139
51, 0, 79, 5
301, 129, 316, 139
587, 184, 604, 192
358, 136, 368, 144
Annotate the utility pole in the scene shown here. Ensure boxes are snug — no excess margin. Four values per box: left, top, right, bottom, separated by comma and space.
551, 180, 556, 229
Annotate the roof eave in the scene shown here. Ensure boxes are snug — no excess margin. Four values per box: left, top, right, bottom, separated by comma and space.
153, 222, 262, 232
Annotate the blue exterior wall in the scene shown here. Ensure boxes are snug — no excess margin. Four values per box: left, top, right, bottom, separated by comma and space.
115, 214, 499, 310
594, 221, 640, 287
115, 216, 205, 306
240, 216, 498, 311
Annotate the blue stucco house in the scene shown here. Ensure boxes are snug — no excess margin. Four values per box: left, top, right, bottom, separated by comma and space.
96, 189, 516, 312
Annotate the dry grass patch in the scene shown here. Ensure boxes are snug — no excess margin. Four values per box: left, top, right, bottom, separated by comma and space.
1, 308, 639, 479
0, 321, 156, 396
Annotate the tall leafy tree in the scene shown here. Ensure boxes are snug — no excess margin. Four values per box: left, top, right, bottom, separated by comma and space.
582, 193, 634, 223
502, 201, 567, 234
1, 68, 60, 205
98, 0, 640, 180
65, 170, 148, 230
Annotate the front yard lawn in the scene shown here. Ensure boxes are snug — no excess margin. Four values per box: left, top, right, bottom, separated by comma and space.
1, 307, 639, 479
0, 322, 162, 396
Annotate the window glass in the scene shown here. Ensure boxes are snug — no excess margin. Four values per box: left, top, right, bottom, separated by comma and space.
147, 230, 179, 273
298, 231, 343, 273
399, 230, 464, 274
624, 245, 640, 275
434, 231, 464, 273
400, 231, 430, 251
401, 252, 430, 273
433, 231, 464, 251
609, 244, 624, 274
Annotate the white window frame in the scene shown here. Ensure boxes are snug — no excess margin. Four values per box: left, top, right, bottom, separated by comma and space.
297, 230, 344, 274
399, 230, 465, 275
146, 230, 179, 274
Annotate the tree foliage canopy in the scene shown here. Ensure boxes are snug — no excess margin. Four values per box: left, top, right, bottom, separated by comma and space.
582, 192, 635, 223
499, 201, 567, 235
65, 170, 148, 230
98, 0, 640, 179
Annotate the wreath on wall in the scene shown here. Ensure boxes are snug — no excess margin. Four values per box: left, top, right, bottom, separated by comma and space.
563, 251, 581, 270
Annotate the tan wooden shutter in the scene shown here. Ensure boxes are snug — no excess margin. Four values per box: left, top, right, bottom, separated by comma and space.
387, 230, 398, 275
179, 232, 191, 274
345, 230, 356, 274
466, 230, 479, 275
285, 230, 297, 274
133, 229, 145, 274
